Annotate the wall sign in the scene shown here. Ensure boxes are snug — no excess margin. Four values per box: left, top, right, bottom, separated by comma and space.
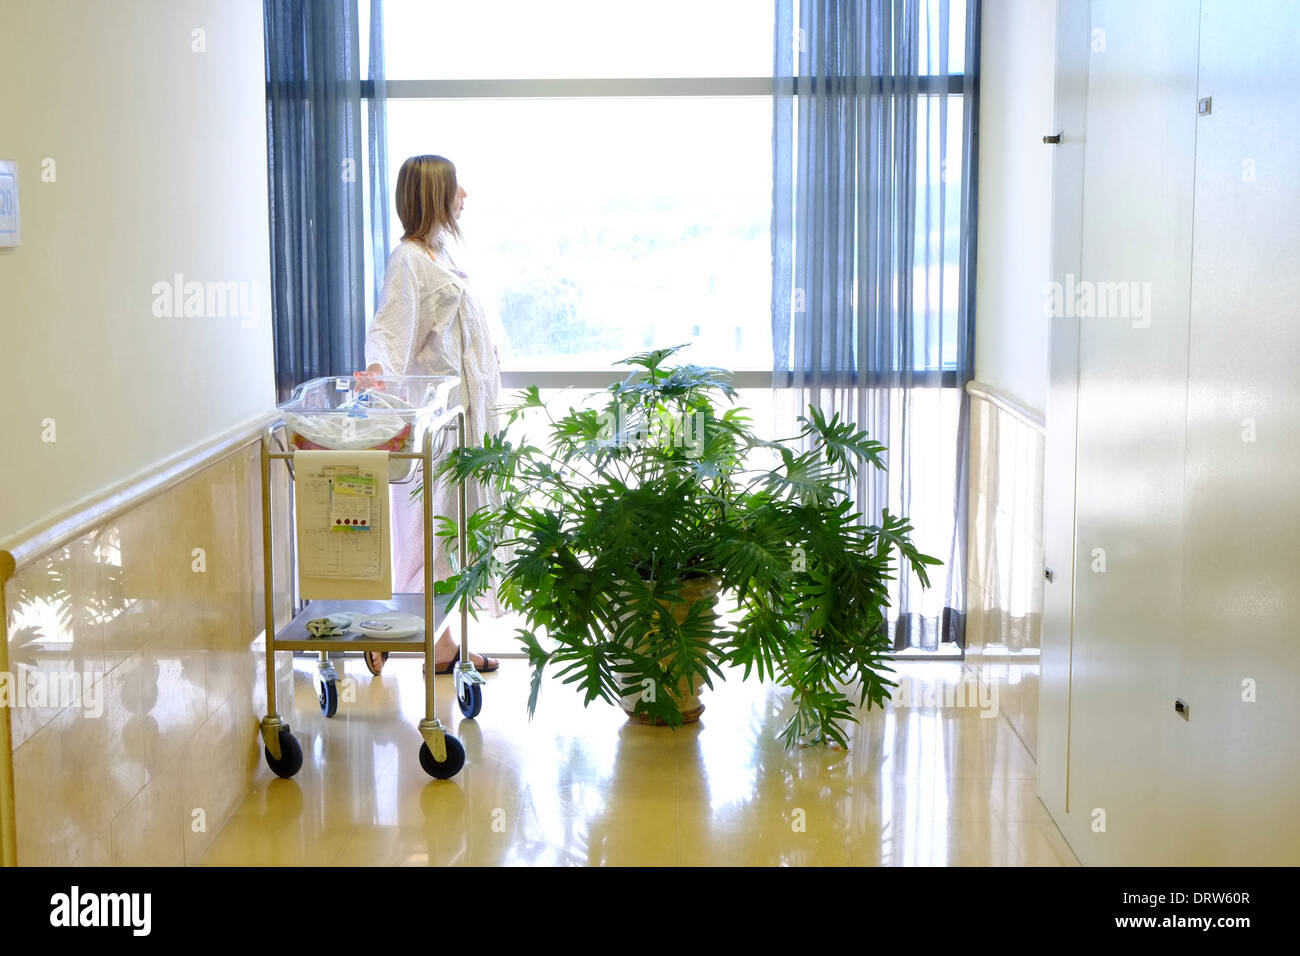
0, 160, 19, 247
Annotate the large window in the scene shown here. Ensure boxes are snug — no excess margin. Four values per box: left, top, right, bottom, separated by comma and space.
345, 0, 978, 657
362, 0, 973, 380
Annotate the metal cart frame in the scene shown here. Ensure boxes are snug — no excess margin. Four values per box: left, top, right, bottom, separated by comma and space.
256, 405, 482, 780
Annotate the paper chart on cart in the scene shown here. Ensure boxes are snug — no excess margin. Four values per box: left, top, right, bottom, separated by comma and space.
294, 449, 393, 600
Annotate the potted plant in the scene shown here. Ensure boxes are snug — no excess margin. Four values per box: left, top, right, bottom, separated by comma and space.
433, 346, 940, 748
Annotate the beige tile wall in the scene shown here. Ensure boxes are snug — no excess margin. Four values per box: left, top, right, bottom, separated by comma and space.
965, 392, 1044, 759
4, 441, 295, 865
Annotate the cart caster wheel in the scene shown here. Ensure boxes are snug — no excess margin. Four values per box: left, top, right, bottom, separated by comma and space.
264, 729, 303, 779
457, 683, 483, 719
418, 735, 466, 779
318, 678, 339, 718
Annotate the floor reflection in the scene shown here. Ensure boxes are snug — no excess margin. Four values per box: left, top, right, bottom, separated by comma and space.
200, 658, 1077, 866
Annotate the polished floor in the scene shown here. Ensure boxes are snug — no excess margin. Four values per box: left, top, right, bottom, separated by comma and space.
199, 658, 1078, 866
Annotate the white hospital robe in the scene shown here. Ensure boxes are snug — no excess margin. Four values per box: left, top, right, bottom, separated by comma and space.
366, 239, 503, 605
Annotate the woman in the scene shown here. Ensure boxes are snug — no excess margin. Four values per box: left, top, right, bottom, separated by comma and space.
359, 154, 501, 676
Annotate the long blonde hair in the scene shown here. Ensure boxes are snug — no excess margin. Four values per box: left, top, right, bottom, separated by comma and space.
395, 154, 462, 249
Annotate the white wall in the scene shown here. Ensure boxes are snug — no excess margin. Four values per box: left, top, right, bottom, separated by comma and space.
973, 0, 1057, 414
0, 0, 274, 546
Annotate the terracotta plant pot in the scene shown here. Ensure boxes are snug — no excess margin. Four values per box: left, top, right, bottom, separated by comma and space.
618, 574, 722, 725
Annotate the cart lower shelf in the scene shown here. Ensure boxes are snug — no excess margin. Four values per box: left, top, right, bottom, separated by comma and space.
273, 592, 454, 652
260, 591, 482, 780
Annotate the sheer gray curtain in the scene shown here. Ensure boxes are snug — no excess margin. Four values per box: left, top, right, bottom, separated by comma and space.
772, 0, 980, 650
265, 0, 390, 399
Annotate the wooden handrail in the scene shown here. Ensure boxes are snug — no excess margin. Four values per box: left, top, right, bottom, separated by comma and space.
966, 381, 1046, 434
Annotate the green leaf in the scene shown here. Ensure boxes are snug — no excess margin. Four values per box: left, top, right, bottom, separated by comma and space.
616, 345, 689, 377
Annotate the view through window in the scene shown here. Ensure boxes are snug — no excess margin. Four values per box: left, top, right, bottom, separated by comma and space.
369, 0, 777, 373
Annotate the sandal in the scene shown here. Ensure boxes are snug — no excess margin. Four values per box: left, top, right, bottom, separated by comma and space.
432, 647, 499, 674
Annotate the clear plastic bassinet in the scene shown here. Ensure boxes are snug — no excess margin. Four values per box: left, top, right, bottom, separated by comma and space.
278, 375, 459, 483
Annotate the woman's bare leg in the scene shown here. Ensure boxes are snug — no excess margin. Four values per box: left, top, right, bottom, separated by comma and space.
433, 627, 494, 669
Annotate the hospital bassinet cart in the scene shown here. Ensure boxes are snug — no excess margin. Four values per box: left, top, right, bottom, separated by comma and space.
257, 375, 486, 780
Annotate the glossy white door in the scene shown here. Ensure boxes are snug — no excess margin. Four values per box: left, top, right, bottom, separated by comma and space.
1174, 0, 1300, 865
1062, 0, 1200, 866
1038, 0, 1089, 823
